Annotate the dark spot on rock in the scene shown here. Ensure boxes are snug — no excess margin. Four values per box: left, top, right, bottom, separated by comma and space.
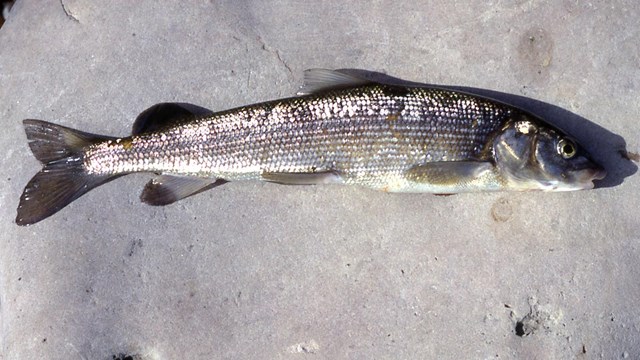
515, 321, 526, 336
112, 354, 142, 360
128, 239, 143, 257
514, 304, 545, 337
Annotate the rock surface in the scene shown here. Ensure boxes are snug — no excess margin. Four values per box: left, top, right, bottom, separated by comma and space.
1, 1, 638, 359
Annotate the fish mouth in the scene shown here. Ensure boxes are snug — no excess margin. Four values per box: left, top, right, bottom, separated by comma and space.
571, 166, 607, 189
590, 166, 607, 181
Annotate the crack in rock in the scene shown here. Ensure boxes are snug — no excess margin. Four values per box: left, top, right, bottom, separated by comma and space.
256, 36, 293, 75
60, 0, 80, 22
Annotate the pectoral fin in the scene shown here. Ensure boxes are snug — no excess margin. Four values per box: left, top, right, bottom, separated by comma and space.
261, 171, 343, 185
141, 175, 228, 206
405, 161, 494, 186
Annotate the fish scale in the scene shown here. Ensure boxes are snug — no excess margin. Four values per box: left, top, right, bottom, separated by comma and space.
84, 85, 509, 187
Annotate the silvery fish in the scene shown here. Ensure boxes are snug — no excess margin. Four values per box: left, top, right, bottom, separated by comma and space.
16, 69, 606, 225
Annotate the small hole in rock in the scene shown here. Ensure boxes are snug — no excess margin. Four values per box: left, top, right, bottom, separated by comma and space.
112, 354, 140, 360
515, 321, 525, 336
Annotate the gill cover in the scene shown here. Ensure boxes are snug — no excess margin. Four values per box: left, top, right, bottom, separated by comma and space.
492, 115, 605, 191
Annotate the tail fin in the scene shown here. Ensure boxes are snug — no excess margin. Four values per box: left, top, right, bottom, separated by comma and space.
16, 120, 120, 226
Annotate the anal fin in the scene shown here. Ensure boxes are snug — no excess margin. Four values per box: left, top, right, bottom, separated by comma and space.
262, 170, 343, 185
141, 175, 228, 206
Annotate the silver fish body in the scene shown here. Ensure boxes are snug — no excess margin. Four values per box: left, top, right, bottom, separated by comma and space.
16, 69, 606, 225
87, 85, 509, 190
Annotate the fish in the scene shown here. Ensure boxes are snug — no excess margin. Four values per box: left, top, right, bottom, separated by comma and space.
15, 69, 606, 226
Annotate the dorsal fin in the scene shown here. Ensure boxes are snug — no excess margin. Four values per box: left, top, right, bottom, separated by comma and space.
297, 69, 373, 96
132, 103, 197, 135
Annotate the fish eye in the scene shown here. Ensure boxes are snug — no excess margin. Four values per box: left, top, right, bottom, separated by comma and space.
557, 138, 577, 159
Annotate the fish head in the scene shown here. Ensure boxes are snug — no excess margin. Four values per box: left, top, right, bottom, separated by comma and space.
492, 115, 606, 191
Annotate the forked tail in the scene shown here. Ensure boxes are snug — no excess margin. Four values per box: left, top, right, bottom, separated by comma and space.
16, 120, 120, 226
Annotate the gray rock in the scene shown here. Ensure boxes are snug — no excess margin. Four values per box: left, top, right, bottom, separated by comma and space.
1, 1, 638, 359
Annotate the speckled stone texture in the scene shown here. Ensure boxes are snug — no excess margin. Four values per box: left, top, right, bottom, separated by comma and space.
1, 1, 638, 359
